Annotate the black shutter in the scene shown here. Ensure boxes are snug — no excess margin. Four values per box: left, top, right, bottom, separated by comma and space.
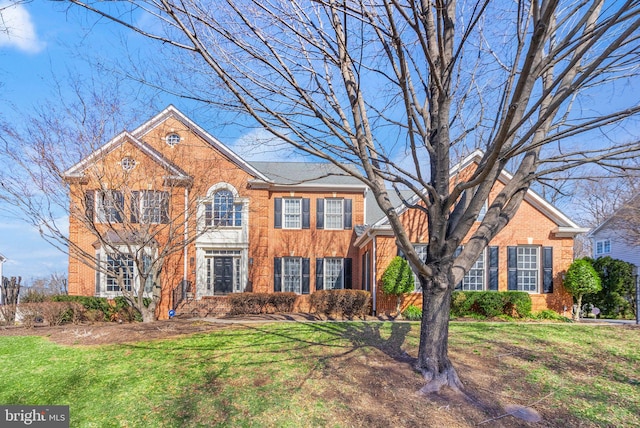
543, 247, 553, 293
274, 198, 282, 228
488, 246, 499, 291
114, 191, 124, 223
344, 199, 352, 229
316, 258, 324, 290
344, 258, 353, 289
274, 258, 282, 292
316, 199, 324, 229
161, 191, 170, 224
302, 258, 310, 294
130, 191, 139, 223
302, 198, 310, 229
85, 190, 95, 222
507, 246, 518, 291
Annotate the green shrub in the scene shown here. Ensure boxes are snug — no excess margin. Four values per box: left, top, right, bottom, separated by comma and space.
450, 291, 532, 318
268, 293, 297, 313
381, 256, 415, 314
310, 290, 370, 319
402, 305, 422, 320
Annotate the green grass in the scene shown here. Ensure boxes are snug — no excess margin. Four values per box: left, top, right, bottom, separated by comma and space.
0, 322, 638, 427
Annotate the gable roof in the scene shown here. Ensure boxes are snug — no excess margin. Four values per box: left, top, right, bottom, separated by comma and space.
358, 151, 587, 245
132, 105, 270, 182
63, 131, 191, 183
588, 194, 640, 238
64, 105, 271, 183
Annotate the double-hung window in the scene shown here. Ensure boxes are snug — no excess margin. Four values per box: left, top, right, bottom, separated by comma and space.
94, 190, 124, 223
324, 258, 344, 289
325, 200, 344, 229
412, 245, 428, 291
595, 239, 611, 256
283, 257, 302, 293
516, 247, 539, 292
462, 251, 485, 291
283, 199, 302, 229
141, 191, 168, 224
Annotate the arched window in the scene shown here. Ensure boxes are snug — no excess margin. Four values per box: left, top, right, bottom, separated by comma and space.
205, 189, 242, 227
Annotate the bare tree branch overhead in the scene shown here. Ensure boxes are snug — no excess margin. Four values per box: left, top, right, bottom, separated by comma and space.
16, 0, 640, 391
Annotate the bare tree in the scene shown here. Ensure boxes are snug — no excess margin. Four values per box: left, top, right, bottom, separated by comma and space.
0, 87, 221, 322
45, 0, 640, 391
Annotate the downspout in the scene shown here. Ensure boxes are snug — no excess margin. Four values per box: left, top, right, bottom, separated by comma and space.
371, 230, 377, 316
183, 187, 189, 284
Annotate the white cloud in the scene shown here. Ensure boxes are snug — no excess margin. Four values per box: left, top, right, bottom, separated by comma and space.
229, 128, 307, 162
0, 2, 44, 54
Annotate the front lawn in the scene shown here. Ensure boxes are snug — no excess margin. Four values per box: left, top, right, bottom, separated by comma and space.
0, 322, 638, 427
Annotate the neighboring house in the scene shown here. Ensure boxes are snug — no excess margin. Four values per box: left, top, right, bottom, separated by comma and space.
65, 106, 587, 318
589, 199, 640, 270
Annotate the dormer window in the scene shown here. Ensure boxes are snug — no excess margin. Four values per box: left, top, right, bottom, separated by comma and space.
121, 157, 136, 171
166, 133, 181, 147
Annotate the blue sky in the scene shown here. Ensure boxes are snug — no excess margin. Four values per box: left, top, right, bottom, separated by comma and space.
0, 1, 303, 282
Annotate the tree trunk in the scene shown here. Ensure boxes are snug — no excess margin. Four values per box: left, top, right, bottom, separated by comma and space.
415, 274, 463, 394
396, 295, 402, 318
140, 305, 156, 323
574, 295, 583, 321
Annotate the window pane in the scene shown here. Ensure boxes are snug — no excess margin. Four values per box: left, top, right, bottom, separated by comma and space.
325, 199, 343, 229
517, 247, 538, 292
283, 258, 302, 293
97, 191, 123, 223
141, 191, 165, 224
324, 258, 343, 289
214, 190, 235, 226
284, 199, 302, 229
462, 251, 485, 291
413, 245, 428, 291
106, 254, 133, 292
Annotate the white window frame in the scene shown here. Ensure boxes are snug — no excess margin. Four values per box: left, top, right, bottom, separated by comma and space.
517, 246, 539, 293
283, 257, 302, 293
140, 191, 167, 224
96, 190, 123, 223
283, 199, 302, 229
595, 239, 611, 256
206, 190, 242, 227
166, 133, 181, 146
413, 244, 428, 291
324, 199, 344, 230
461, 249, 486, 291
324, 258, 344, 289
96, 246, 156, 298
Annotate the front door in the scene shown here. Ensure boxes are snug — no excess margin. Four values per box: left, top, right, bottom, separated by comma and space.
214, 256, 234, 294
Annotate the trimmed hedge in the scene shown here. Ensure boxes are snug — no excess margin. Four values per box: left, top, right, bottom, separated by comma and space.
309, 290, 371, 320
228, 292, 298, 315
402, 304, 422, 320
451, 291, 531, 318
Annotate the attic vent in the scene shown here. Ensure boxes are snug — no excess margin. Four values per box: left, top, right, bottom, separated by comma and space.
121, 157, 136, 171
166, 133, 181, 146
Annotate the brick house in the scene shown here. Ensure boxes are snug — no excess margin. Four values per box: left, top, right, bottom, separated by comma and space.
65, 106, 586, 318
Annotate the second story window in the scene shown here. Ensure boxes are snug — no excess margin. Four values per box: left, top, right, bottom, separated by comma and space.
96, 190, 124, 223
284, 198, 302, 229
205, 190, 242, 227
317, 198, 352, 230
140, 191, 169, 224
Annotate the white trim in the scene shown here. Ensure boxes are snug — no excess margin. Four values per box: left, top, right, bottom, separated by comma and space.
248, 179, 368, 193
64, 131, 190, 182
131, 105, 270, 182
